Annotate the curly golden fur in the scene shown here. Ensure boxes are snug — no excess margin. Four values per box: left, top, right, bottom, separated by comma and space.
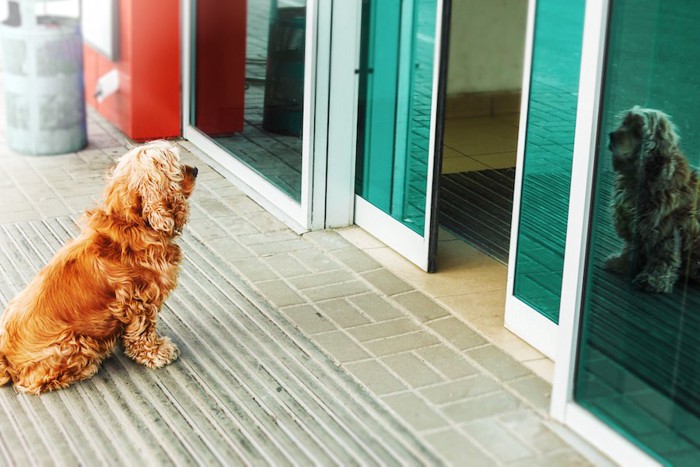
605, 106, 700, 293
0, 141, 197, 394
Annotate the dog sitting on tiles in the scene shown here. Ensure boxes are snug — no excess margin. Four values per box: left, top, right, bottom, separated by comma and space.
0, 141, 197, 393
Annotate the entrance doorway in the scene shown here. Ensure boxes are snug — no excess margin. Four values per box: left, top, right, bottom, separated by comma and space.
438, 2, 526, 265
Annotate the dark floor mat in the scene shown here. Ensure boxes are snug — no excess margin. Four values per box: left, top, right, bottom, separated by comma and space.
439, 168, 516, 263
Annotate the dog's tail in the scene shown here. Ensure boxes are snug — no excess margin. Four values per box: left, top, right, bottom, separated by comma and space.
0, 355, 10, 386
0, 336, 11, 386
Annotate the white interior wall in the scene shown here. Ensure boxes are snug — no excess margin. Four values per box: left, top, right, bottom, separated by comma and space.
447, 0, 528, 95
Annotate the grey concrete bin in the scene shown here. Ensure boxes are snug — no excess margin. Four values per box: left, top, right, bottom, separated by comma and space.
0, 1, 87, 155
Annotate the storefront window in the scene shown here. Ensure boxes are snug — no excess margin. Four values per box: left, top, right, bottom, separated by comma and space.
576, 1, 700, 463
191, 0, 307, 202
512, 0, 585, 323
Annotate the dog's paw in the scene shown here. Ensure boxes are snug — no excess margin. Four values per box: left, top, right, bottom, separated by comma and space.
126, 336, 179, 369
603, 253, 627, 273
632, 272, 674, 294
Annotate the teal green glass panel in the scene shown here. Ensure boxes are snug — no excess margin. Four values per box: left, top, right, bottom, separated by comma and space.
356, 0, 437, 234
513, 0, 585, 323
576, 1, 700, 464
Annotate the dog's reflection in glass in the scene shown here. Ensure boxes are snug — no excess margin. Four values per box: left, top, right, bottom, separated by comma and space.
605, 106, 700, 293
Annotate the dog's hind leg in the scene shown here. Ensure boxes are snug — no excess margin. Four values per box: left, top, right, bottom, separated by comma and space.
14, 336, 114, 394
633, 229, 682, 293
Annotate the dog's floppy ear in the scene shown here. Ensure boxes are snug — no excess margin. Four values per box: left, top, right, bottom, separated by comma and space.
643, 110, 677, 157
141, 179, 176, 235
131, 143, 184, 235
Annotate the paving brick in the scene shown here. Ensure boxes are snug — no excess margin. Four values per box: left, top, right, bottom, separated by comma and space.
247, 238, 311, 256
316, 299, 371, 327
528, 450, 592, 467
288, 270, 355, 290
254, 280, 306, 307
206, 237, 255, 261
462, 419, 536, 464
423, 429, 494, 466
499, 410, 572, 455
37, 200, 72, 218
420, 375, 500, 405
427, 317, 487, 350
194, 197, 233, 218
313, 331, 370, 363
348, 293, 404, 321
347, 319, 418, 342
442, 390, 522, 422
507, 375, 552, 413
365, 332, 440, 357
302, 230, 352, 251
392, 292, 450, 322
343, 360, 407, 395
467, 345, 533, 382
280, 304, 336, 334
222, 195, 266, 214
301, 280, 371, 302
415, 346, 479, 379
189, 219, 230, 241
230, 258, 279, 282
331, 247, 381, 273
361, 269, 413, 296
264, 253, 312, 278
290, 248, 340, 273
381, 353, 444, 388
245, 210, 290, 232
239, 230, 299, 246
381, 392, 449, 431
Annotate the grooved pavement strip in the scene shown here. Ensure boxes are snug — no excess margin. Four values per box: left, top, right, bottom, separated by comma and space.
0, 217, 438, 466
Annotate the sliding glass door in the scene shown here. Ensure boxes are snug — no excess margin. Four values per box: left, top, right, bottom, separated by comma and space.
183, 0, 326, 230
504, 0, 586, 359
354, 0, 450, 272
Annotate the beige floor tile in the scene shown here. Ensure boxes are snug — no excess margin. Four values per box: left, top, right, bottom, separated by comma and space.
442, 145, 467, 159
335, 226, 387, 249
363, 243, 507, 299
441, 155, 491, 174
522, 358, 555, 383
472, 151, 517, 169
444, 116, 518, 155
438, 288, 507, 335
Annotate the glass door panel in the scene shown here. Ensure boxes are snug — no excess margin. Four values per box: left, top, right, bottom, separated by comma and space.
355, 0, 447, 271
576, 0, 700, 463
191, 0, 307, 202
513, 0, 585, 324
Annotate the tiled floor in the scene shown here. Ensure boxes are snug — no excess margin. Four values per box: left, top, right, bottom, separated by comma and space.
442, 114, 519, 174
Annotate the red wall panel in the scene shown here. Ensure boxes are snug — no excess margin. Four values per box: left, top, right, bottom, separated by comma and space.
84, 0, 180, 141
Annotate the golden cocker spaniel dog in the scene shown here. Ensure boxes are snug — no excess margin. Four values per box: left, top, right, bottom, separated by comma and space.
0, 140, 197, 394
605, 106, 700, 293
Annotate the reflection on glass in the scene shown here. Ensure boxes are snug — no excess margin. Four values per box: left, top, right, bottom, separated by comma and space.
356, 0, 437, 234
577, 2, 700, 463
192, 0, 307, 202
512, 0, 585, 323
